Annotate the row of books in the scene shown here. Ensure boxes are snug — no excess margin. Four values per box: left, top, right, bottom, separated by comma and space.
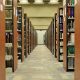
17, 24, 22, 30
60, 24, 63, 31
60, 33, 63, 39
18, 41, 22, 46
5, 0, 12, 5
18, 34, 21, 41
6, 21, 12, 30
68, 20, 74, 30
5, 10, 12, 18
59, 17, 63, 23
6, 32, 13, 43
5, 47, 12, 55
67, 33, 74, 43
68, 57, 74, 69
67, 7, 74, 18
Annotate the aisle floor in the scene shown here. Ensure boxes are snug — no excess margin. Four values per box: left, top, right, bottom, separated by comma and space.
6, 45, 74, 80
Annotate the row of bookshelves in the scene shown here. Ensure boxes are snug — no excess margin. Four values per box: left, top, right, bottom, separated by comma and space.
45, 5, 75, 71
0, 0, 37, 80
44, 21, 54, 54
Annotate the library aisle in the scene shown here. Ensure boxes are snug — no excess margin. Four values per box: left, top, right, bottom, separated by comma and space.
6, 45, 74, 80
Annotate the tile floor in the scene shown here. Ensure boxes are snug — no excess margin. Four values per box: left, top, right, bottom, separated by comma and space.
6, 45, 74, 80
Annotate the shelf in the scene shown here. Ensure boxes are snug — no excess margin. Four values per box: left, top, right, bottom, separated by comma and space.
67, 44, 74, 46
5, 18, 12, 20
5, 5, 12, 8
59, 22, 63, 24
60, 30, 63, 32
17, 21, 21, 24
60, 38, 63, 40
68, 17, 74, 20
60, 46, 63, 47
5, 43, 12, 47
6, 30, 12, 32
17, 30, 21, 32
60, 14, 63, 16
5, 55, 13, 61
68, 30, 75, 33
67, 55, 75, 58
18, 46, 22, 48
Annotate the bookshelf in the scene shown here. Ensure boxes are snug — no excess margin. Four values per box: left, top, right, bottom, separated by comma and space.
17, 6, 24, 62
54, 13, 57, 58
26, 18, 30, 55
52, 19, 54, 55
5, 0, 18, 72
44, 21, 54, 54
63, 0, 75, 71
34, 30, 37, 47
29, 21, 31, 54
31, 24, 34, 51
48, 22, 53, 53
57, 8, 63, 62
0, 0, 5, 80
30, 22, 37, 52
24, 13, 27, 58
75, 0, 80, 80
30, 22, 32, 52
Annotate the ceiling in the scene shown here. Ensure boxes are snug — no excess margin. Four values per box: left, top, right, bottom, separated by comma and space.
19, 0, 60, 4
18, 0, 63, 29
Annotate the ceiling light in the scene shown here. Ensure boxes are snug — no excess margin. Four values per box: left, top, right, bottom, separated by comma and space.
19, 0, 28, 4
35, 0, 43, 3
50, 0, 58, 4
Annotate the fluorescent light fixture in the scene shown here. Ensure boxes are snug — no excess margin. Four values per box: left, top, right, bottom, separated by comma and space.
50, 0, 58, 4
19, 0, 28, 4
35, 0, 43, 3
19, 0, 59, 4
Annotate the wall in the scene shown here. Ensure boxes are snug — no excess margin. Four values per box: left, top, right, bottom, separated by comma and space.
36, 30, 46, 45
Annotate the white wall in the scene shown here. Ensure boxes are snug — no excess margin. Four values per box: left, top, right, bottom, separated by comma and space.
36, 30, 46, 45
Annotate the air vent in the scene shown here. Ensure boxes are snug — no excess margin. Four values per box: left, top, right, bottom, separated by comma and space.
28, 0, 34, 3
43, 0, 50, 3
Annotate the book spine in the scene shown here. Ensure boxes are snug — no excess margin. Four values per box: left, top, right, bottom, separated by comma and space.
68, 7, 71, 17
70, 8, 74, 17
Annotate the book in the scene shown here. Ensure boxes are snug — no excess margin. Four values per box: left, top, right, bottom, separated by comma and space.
68, 57, 74, 68
6, 32, 13, 43
70, 8, 74, 17
68, 7, 71, 17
